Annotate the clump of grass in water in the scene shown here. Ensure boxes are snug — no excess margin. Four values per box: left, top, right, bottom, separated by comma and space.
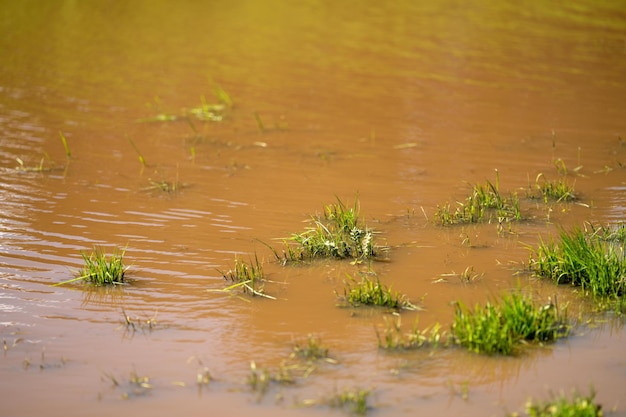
280, 197, 379, 262
451, 292, 568, 355
378, 292, 567, 355
526, 172, 576, 203
511, 388, 602, 417
54, 247, 128, 286
341, 274, 418, 311
291, 334, 330, 361
216, 254, 276, 300
327, 387, 371, 415
530, 226, 626, 309
434, 170, 521, 227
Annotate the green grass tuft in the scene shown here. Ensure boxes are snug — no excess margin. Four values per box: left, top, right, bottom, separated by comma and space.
54, 247, 128, 286
285, 197, 379, 262
527, 173, 576, 202
530, 226, 626, 304
451, 292, 568, 355
342, 274, 417, 311
434, 171, 521, 227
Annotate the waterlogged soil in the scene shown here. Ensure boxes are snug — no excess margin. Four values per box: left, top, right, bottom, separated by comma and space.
2, 1, 626, 416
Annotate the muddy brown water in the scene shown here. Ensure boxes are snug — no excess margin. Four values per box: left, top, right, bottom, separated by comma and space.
2, 1, 626, 416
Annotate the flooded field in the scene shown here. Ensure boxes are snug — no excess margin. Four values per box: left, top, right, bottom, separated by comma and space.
1, 1, 626, 416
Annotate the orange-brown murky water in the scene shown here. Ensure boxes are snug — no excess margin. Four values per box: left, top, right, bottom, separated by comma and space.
2, 1, 626, 416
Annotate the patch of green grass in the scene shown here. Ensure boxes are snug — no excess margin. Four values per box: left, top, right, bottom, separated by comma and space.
54, 247, 128, 286
451, 292, 568, 355
511, 389, 602, 417
341, 274, 418, 311
530, 227, 626, 304
216, 254, 276, 300
434, 171, 521, 227
283, 197, 379, 262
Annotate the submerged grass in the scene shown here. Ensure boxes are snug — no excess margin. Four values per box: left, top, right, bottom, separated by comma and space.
377, 316, 447, 350
54, 247, 128, 286
279, 197, 379, 262
291, 334, 330, 362
434, 170, 521, 228
530, 226, 626, 310
327, 387, 371, 415
512, 389, 602, 417
341, 274, 418, 311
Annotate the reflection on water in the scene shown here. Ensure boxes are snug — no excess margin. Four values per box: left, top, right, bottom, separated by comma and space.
1, 1, 626, 416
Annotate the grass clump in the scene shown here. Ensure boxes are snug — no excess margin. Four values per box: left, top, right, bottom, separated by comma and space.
434, 171, 521, 227
511, 389, 602, 417
451, 292, 568, 355
527, 173, 576, 203
55, 247, 128, 286
284, 197, 378, 262
341, 274, 418, 311
530, 226, 626, 305
216, 254, 276, 300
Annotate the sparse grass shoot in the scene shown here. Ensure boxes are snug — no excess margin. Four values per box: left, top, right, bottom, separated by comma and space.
127, 136, 146, 166
377, 316, 447, 350
213, 254, 276, 300
59, 131, 71, 158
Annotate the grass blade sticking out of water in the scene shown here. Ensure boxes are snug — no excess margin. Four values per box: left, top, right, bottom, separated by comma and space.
214, 254, 276, 300
54, 247, 128, 286
530, 226, 626, 310
434, 170, 521, 228
451, 291, 568, 355
284, 196, 380, 262
127, 136, 146, 167
59, 131, 71, 159
513, 388, 602, 417
341, 274, 418, 311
